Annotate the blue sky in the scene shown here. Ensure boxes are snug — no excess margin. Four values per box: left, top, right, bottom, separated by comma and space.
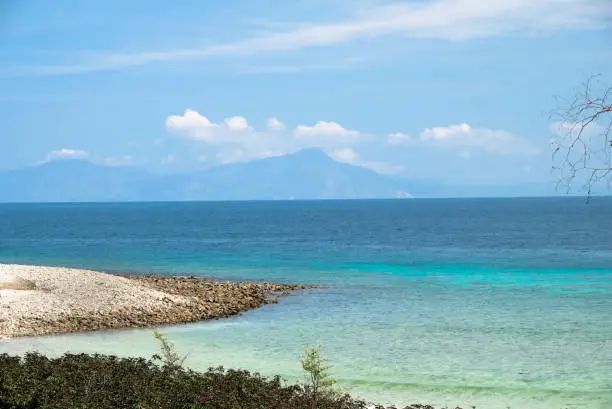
1, 0, 611, 184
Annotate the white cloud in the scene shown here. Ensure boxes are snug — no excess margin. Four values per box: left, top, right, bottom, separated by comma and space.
167, 110, 395, 168
421, 123, 473, 141
166, 110, 370, 164
167, 110, 294, 163
330, 147, 405, 174
419, 122, 539, 155
550, 120, 605, 144
240, 56, 368, 75
167, 110, 261, 145
217, 149, 247, 164
260, 150, 287, 159
42, 149, 140, 167
389, 123, 539, 155
295, 121, 360, 138
166, 110, 537, 167
13, 0, 610, 77
216, 148, 284, 164
267, 117, 286, 132
294, 121, 366, 148
387, 132, 412, 145
166, 109, 220, 141
361, 161, 406, 175
331, 148, 359, 163
103, 155, 136, 166
45, 148, 89, 162
224, 116, 251, 131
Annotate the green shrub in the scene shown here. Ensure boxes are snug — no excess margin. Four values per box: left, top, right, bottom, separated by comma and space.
0, 353, 381, 409
0, 349, 445, 409
153, 328, 188, 369
300, 344, 339, 406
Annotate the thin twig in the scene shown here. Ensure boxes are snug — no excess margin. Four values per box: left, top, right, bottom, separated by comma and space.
550, 75, 612, 198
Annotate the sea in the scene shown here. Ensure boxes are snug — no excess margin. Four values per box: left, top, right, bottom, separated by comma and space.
0, 198, 611, 409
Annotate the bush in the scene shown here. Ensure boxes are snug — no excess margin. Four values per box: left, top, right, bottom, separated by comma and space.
0, 352, 387, 409
153, 328, 188, 370
300, 344, 339, 405
0, 330, 443, 409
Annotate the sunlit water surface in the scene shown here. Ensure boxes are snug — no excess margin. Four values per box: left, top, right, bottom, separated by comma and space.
1, 198, 611, 409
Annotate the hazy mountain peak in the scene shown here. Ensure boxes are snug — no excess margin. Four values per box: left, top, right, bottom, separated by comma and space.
286, 148, 331, 160
0, 150, 418, 202
0, 151, 554, 202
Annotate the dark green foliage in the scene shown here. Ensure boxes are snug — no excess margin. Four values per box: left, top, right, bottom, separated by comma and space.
0, 353, 204, 409
0, 352, 421, 409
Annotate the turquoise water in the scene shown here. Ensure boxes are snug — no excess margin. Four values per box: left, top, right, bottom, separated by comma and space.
0, 198, 611, 408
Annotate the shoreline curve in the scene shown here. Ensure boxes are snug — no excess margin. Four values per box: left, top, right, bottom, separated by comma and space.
0, 264, 308, 339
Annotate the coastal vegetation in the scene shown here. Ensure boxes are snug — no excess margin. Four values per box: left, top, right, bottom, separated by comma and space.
300, 344, 339, 405
2, 265, 433, 408
0, 350, 435, 409
0, 330, 440, 409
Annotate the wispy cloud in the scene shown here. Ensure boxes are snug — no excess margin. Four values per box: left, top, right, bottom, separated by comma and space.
43, 148, 89, 162
166, 109, 540, 170
330, 147, 406, 174
7, 0, 611, 77
389, 122, 541, 156
266, 117, 286, 132
103, 155, 137, 166
165, 109, 369, 162
387, 132, 412, 145
238, 56, 369, 74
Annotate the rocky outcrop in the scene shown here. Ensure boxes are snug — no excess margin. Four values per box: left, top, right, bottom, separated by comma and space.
0, 264, 309, 339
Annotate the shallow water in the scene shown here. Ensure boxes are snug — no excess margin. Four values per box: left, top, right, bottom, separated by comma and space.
1, 198, 611, 408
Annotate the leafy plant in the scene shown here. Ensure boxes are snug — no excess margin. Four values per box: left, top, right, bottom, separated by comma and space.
0, 350, 443, 409
153, 328, 187, 369
300, 344, 338, 405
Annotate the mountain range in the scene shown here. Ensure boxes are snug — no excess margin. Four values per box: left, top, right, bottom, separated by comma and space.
0, 149, 555, 202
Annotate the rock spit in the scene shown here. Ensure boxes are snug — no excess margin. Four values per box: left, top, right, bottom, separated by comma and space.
0, 264, 308, 339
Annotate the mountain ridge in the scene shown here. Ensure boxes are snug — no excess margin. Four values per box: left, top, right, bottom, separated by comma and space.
0, 149, 556, 202
0, 150, 419, 202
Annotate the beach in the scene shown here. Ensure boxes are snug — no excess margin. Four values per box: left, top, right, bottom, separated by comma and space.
0, 264, 306, 339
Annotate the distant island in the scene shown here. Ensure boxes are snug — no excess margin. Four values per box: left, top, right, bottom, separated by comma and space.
0, 149, 555, 202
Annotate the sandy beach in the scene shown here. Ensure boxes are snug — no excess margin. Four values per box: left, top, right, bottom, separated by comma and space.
0, 264, 306, 339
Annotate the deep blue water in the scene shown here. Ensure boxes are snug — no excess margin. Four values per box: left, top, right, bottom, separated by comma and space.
1, 198, 611, 408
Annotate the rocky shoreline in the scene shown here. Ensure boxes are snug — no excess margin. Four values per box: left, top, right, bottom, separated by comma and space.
0, 264, 309, 339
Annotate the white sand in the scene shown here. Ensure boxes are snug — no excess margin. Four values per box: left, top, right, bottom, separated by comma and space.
0, 264, 190, 339
0, 289, 37, 298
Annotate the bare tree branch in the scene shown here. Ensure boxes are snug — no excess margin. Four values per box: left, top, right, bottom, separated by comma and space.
550, 75, 612, 199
